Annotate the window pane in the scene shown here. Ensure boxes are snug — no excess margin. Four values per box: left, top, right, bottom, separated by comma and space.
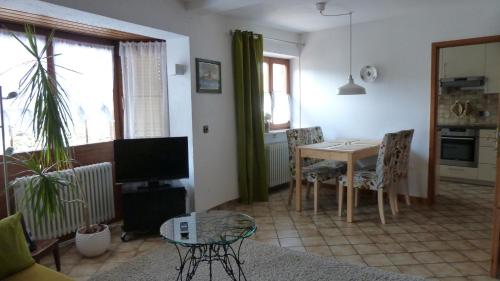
54, 39, 115, 146
272, 63, 287, 94
263, 92, 272, 118
0, 30, 43, 154
272, 92, 290, 125
263, 62, 269, 93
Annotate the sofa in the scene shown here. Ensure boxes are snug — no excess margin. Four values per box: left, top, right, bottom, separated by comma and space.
0, 213, 72, 281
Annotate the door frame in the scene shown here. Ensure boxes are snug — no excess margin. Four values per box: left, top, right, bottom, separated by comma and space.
427, 34, 500, 277
428, 34, 500, 204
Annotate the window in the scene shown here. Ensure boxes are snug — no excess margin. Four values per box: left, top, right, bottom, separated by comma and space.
0, 28, 115, 154
263, 57, 290, 130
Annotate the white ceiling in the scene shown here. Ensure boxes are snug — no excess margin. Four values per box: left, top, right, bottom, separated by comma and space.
183, 0, 496, 33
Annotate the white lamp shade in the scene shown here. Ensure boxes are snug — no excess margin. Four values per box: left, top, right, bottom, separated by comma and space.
338, 75, 366, 95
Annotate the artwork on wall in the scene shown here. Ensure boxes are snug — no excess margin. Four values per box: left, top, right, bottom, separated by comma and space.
195, 58, 221, 94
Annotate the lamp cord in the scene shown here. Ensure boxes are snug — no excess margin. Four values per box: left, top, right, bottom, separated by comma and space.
349, 12, 352, 77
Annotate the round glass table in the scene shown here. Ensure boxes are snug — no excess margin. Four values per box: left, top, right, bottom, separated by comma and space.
160, 211, 256, 281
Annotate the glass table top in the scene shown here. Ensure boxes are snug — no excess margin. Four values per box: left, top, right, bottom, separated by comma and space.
160, 211, 256, 246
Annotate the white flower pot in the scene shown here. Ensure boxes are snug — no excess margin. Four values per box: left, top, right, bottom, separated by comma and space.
75, 224, 111, 257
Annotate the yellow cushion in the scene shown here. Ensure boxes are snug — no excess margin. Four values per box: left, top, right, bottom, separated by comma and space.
4, 264, 73, 281
0, 213, 35, 279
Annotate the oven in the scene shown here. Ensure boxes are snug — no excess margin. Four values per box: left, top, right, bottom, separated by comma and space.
440, 127, 479, 167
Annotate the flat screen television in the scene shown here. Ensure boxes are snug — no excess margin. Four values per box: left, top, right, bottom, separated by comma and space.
114, 137, 189, 183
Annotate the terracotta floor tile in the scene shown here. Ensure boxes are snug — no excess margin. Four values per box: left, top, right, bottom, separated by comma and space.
450, 262, 488, 276
279, 237, 303, 247
386, 253, 420, 265
362, 254, 393, 267
435, 251, 469, 263
425, 263, 462, 277
330, 245, 357, 256
353, 244, 383, 255
305, 246, 333, 257
412, 251, 445, 264
397, 264, 434, 278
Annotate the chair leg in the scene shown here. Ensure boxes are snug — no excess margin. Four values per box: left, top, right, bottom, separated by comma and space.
306, 181, 312, 199
354, 189, 359, 208
378, 189, 386, 224
388, 186, 397, 216
314, 180, 320, 214
287, 179, 294, 206
404, 177, 411, 206
338, 182, 344, 217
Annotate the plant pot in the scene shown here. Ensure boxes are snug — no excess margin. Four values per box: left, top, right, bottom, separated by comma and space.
75, 224, 111, 257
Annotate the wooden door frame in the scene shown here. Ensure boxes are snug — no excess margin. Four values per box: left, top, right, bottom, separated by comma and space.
428, 34, 500, 204
427, 34, 500, 277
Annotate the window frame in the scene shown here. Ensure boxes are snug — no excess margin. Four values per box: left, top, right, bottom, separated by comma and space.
263, 56, 291, 130
0, 20, 163, 147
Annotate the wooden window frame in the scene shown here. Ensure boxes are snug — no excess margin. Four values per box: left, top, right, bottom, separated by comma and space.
263, 56, 291, 130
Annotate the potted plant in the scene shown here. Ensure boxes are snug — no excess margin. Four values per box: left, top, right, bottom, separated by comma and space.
8, 25, 110, 257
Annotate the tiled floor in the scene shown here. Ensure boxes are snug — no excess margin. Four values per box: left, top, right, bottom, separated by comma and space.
41, 181, 496, 281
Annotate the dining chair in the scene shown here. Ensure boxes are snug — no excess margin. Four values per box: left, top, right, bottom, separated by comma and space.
286, 127, 346, 214
393, 129, 414, 212
338, 132, 399, 224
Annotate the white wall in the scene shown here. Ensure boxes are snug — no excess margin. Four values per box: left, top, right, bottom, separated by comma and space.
298, 3, 500, 197
20, 0, 300, 210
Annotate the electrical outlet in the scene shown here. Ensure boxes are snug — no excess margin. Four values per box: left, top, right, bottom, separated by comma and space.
203, 125, 209, 134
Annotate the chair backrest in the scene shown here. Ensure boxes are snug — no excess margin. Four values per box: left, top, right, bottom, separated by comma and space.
398, 129, 414, 177
286, 127, 324, 177
375, 132, 399, 188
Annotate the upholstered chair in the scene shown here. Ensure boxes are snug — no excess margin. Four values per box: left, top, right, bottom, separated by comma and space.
394, 129, 414, 210
286, 127, 345, 214
338, 132, 399, 224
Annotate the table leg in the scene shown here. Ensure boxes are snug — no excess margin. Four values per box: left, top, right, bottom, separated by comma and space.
53, 244, 61, 272
295, 147, 302, 211
346, 156, 354, 223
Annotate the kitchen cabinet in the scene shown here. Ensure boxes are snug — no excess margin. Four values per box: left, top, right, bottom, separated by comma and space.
440, 44, 486, 78
486, 42, 500, 94
440, 165, 478, 180
478, 129, 497, 182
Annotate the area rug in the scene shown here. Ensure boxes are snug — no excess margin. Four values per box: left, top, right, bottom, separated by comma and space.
90, 239, 423, 281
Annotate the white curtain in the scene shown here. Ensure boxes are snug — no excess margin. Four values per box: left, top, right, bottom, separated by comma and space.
119, 41, 168, 139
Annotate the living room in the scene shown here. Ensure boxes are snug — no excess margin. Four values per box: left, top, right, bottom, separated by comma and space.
0, 0, 500, 280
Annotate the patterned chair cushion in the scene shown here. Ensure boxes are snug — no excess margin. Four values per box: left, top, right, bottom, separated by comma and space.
339, 170, 378, 190
339, 132, 399, 190
286, 127, 345, 183
303, 160, 345, 182
396, 129, 414, 178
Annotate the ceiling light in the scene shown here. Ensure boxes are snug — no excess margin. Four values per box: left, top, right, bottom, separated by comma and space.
316, 2, 366, 95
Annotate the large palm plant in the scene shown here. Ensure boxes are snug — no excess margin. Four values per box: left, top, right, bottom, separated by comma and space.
8, 25, 93, 232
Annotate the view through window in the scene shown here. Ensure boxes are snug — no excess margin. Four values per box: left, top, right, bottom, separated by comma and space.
263, 57, 290, 130
0, 29, 115, 154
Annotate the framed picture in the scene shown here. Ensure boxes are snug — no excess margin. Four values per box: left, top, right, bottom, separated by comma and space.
196, 58, 221, 94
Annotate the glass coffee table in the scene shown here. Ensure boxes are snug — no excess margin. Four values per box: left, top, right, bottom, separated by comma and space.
160, 211, 256, 281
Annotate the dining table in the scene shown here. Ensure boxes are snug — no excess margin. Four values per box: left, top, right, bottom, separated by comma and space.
294, 139, 381, 223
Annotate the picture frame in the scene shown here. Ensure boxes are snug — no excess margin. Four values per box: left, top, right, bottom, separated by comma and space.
196, 58, 222, 94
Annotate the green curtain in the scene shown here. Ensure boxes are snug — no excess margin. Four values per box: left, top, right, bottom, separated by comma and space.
232, 30, 268, 203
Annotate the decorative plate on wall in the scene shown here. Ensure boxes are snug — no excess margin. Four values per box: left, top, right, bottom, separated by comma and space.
360, 65, 378, 82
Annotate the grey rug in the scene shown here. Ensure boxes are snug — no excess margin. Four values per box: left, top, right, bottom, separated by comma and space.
90, 240, 423, 281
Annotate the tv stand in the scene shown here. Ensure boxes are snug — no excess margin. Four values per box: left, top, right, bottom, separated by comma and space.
121, 180, 186, 241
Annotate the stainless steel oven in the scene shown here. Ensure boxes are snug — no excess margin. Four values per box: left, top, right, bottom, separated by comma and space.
440, 127, 479, 167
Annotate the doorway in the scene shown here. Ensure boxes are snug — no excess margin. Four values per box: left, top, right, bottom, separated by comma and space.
428, 35, 500, 277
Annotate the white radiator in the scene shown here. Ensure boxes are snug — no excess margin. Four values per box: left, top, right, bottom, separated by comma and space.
265, 141, 290, 187
13, 162, 115, 240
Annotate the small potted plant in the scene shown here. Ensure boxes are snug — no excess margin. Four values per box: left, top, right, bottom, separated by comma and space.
264, 113, 272, 133
8, 25, 110, 257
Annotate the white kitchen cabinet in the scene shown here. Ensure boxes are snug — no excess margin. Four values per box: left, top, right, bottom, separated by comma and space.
477, 129, 497, 182
440, 165, 478, 180
441, 44, 486, 78
485, 42, 500, 94
478, 164, 496, 182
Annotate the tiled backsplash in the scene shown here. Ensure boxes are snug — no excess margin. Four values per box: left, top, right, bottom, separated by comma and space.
438, 90, 498, 126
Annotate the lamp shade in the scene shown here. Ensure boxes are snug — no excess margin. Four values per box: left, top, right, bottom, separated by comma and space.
338, 75, 366, 95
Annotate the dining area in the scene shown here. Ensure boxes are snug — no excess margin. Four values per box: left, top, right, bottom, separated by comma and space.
286, 127, 414, 225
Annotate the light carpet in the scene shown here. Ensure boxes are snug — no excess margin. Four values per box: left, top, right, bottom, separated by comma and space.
90, 239, 424, 281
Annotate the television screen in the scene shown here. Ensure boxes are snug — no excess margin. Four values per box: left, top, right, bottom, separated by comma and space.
114, 137, 189, 183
